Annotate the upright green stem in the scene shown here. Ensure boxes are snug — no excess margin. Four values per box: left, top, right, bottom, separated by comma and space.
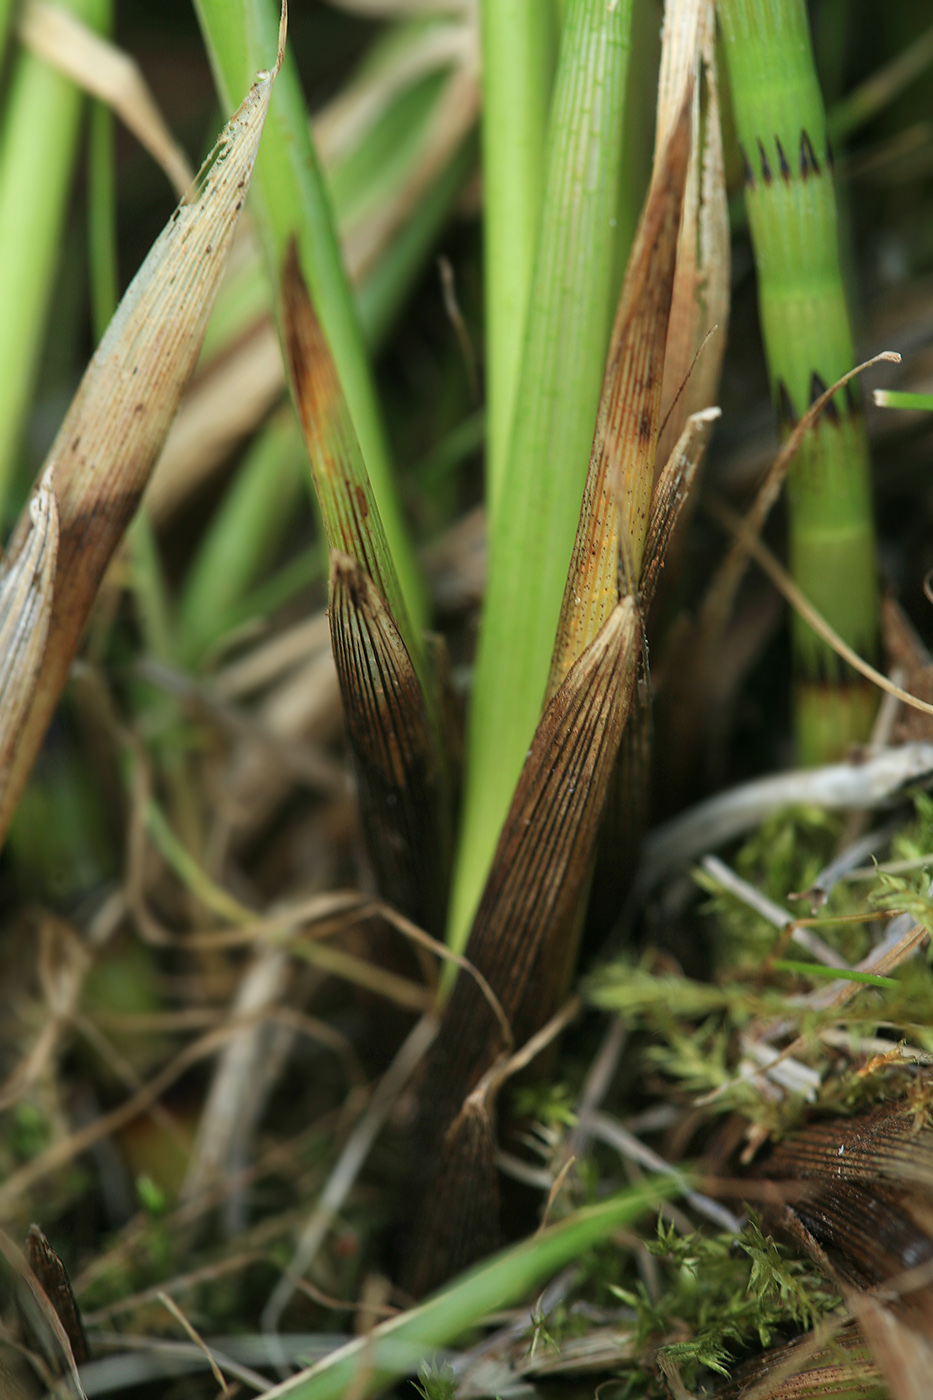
193, 0, 426, 632
480, 0, 557, 521
449, 0, 634, 952
717, 0, 879, 762
0, 0, 108, 520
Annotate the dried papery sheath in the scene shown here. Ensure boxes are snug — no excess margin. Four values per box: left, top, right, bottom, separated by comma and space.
713, 1319, 880, 1399
641, 406, 720, 613
656, 0, 728, 468
409, 599, 641, 1291
0, 13, 284, 845
328, 551, 450, 934
0, 468, 57, 810
547, 98, 691, 700
283, 237, 455, 929
762, 1106, 933, 1392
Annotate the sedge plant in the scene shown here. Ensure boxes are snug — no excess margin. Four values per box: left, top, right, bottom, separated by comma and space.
3, 1, 933, 1392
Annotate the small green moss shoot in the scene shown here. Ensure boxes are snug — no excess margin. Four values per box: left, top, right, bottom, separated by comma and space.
587, 794, 933, 1145
617, 1215, 841, 1390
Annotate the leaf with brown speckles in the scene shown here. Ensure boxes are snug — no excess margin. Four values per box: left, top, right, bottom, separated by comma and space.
0, 15, 284, 847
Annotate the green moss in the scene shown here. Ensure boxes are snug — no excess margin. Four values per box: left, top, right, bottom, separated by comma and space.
611, 1216, 841, 1392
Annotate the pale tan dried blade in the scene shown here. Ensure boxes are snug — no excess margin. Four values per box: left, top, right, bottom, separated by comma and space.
654, 0, 701, 163
547, 99, 692, 700
641, 406, 720, 612
341, 65, 479, 286
329, 551, 450, 935
19, 0, 194, 197
0, 44, 280, 849
312, 19, 472, 166
145, 320, 283, 524
694, 5, 729, 398
409, 600, 641, 1293
0, 470, 58, 809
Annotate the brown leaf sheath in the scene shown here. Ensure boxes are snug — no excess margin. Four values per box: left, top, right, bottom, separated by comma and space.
328, 551, 450, 935
762, 1108, 933, 1336
406, 599, 640, 1292
641, 406, 719, 615
713, 1320, 879, 1399
281, 240, 417, 674
656, 1, 728, 469
547, 96, 691, 702
23, 1226, 87, 1368
0, 54, 278, 845
285, 247, 453, 930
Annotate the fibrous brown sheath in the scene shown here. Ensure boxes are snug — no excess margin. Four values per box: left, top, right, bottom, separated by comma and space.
406, 599, 640, 1295
329, 551, 451, 935
761, 1106, 933, 1397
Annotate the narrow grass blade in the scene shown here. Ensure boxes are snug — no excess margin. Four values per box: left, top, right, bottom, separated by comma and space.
0, 467, 57, 813
260, 1175, 680, 1400
451, 0, 635, 952
409, 599, 641, 1290
717, 0, 880, 762
480, 0, 557, 515
193, 0, 426, 632
0, 0, 108, 519
0, 29, 281, 845
329, 551, 451, 935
